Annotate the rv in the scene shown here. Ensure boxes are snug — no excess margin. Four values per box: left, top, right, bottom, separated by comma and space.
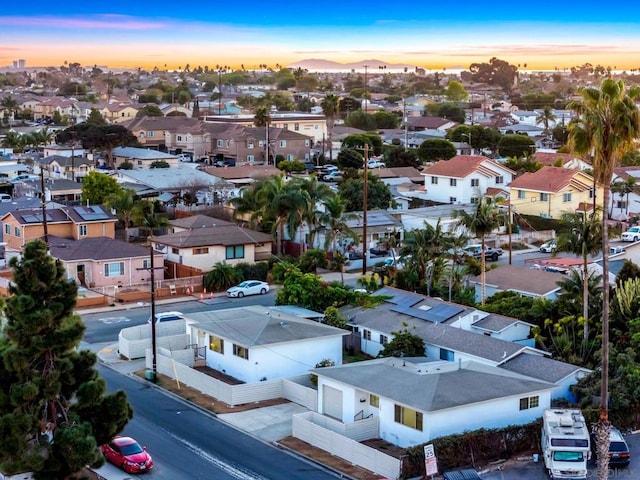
541, 409, 590, 479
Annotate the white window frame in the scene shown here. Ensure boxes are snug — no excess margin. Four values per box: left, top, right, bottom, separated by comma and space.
563, 192, 572, 202
518, 190, 526, 200
104, 262, 125, 277
450, 178, 457, 187
471, 178, 479, 187
79, 224, 87, 236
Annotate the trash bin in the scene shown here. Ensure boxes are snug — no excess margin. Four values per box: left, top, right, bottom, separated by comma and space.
513, 224, 520, 234
533, 453, 539, 463
144, 369, 155, 381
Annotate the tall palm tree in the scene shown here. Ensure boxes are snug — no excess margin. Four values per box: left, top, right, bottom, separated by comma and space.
320, 94, 339, 163
315, 195, 358, 253
454, 198, 501, 304
254, 106, 271, 165
294, 176, 333, 251
535, 107, 557, 136
105, 188, 139, 242
610, 176, 635, 217
401, 220, 447, 297
568, 78, 640, 480
555, 211, 602, 349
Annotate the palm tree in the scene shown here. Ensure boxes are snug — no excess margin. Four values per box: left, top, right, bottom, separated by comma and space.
315, 195, 358, 253
443, 231, 469, 302
568, 78, 640, 480
454, 198, 501, 304
254, 106, 271, 165
320, 94, 339, 163
105, 188, 138, 242
134, 200, 169, 237
1, 95, 19, 126
610, 176, 635, 217
535, 107, 557, 136
294, 176, 333, 251
555, 211, 602, 349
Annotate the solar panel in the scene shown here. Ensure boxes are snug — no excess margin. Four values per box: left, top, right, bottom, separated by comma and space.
376, 287, 423, 306
73, 205, 109, 221
390, 302, 465, 323
22, 213, 52, 223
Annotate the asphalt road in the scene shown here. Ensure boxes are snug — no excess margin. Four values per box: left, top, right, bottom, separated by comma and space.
81, 292, 277, 344
97, 364, 340, 480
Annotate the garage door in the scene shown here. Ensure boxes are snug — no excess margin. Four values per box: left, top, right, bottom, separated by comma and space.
322, 385, 343, 420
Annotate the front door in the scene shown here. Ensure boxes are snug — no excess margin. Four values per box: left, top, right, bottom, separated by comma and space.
76, 264, 86, 286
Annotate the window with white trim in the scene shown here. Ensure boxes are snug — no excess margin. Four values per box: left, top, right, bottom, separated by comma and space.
471, 197, 479, 204
394, 405, 423, 430
294, 123, 300, 131
495, 175, 504, 184
518, 190, 526, 199
450, 197, 457, 203
279, 140, 287, 148
247, 141, 254, 149
79, 224, 87, 236
450, 178, 457, 187
540, 193, 549, 201
177, 135, 183, 142
4, 224, 10, 235
471, 178, 479, 187
14, 226, 21, 237
519, 395, 539, 410
247, 155, 254, 162
431, 177, 438, 185
209, 335, 224, 354
217, 139, 224, 147
226, 245, 245, 259
563, 192, 572, 202
104, 262, 124, 277
233, 344, 249, 360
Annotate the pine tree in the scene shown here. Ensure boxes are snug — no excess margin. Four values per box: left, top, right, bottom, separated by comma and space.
0, 240, 132, 479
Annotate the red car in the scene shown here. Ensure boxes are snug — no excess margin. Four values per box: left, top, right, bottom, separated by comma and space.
101, 436, 153, 473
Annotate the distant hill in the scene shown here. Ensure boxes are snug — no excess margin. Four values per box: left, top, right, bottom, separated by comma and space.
287, 58, 417, 71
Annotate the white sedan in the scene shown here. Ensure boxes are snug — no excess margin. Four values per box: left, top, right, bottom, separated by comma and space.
226, 280, 270, 297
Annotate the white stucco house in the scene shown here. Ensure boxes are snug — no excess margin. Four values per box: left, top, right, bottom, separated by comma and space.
420, 155, 516, 205
184, 306, 348, 383
313, 357, 554, 448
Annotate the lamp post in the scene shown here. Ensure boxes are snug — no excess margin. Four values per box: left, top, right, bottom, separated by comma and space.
362, 144, 369, 276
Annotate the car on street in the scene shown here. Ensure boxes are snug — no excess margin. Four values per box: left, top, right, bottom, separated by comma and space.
463, 244, 503, 261
322, 164, 339, 172
226, 280, 270, 297
590, 426, 631, 468
622, 226, 640, 242
101, 436, 153, 474
322, 171, 343, 182
147, 311, 184, 323
367, 160, 386, 169
369, 245, 389, 257
539, 239, 557, 253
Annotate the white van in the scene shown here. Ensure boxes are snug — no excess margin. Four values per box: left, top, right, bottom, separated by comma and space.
0, 194, 12, 203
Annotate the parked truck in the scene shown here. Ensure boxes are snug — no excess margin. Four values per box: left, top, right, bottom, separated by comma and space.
541, 408, 590, 480
463, 244, 503, 262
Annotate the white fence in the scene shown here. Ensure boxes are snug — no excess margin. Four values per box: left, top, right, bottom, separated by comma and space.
118, 320, 190, 360
292, 411, 400, 480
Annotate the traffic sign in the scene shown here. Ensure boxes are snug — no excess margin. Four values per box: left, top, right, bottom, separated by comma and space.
424, 443, 438, 476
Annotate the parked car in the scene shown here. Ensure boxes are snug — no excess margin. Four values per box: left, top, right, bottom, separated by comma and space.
322, 164, 339, 173
303, 162, 316, 172
463, 244, 503, 261
101, 436, 153, 474
369, 245, 389, 257
590, 426, 630, 468
539, 239, 557, 253
147, 311, 184, 324
322, 171, 343, 182
226, 280, 270, 298
367, 160, 386, 169
621, 226, 640, 242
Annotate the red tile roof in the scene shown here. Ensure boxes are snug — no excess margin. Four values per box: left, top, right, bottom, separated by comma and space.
508, 166, 592, 193
532, 152, 576, 166
421, 155, 513, 178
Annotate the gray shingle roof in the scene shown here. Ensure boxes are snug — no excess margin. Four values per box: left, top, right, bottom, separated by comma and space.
499, 353, 591, 383
313, 358, 553, 412
48, 235, 151, 261
472, 314, 533, 333
470, 265, 562, 297
151, 224, 272, 248
170, 214, 234, 230
116, 167, 219, 190
188, 305, 347, 347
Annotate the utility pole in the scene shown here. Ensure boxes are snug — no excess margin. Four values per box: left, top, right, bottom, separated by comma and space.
508, 199, 513, 265
403, 98, 408, 149
138, 243, 164, 382
364, 65, 369, 114
362, 144, 369, 276
39, 166, 48, 248
265, 114, 270, 166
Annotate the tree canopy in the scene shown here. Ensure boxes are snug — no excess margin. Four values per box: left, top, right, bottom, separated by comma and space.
497, 134, 535, 158
338, 173, 393, 212
417, 139, 457, 162
82, 171, 122, 205
468, 57, 518, 92
0, 240, 132, 478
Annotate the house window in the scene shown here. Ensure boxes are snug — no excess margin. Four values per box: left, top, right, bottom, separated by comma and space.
450, 178, 457, 187
305, 139, 310, 147
193, 247, 209, 255
139, 132, 145, 138
259, 140, 264, 147
233, 344, 249, 360
370, 394, 379, 408
79, 224, 87, 236
363, 330, 371, 340
247, 155, 254, 162
440, 348, 454, 361
540, 193, 549, 202
471, 178, 479, 187
431, 177, 438, 185
148, 131, 155, 137
137, 160, 143, 166
294, 123, 300, 131
209, 335, 224, 354
394, 404, 423, 430
589, 189, 595, 199
177, 135, 183, 142
226, 245, 245, 260
563, 192, 572, 202
279, 140, 287, 148
471, 197, 479, 204
142, 259, 151, 269
518, 190, 526, 200
616, 200, 627, 209
14, 226, 21, 237
495, 175, 504, 184
247, 141, 254, 149
380, 334, 388, 345
4, 224, 9, 235
171, 247, 179, 255
519, 396, 540, 410
287, 154, 294, 161
104, 262, 124, 277
283, 124, 289, 130
449, 197, 457, 203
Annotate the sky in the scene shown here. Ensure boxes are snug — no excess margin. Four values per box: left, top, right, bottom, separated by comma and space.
2, 1, 640, 72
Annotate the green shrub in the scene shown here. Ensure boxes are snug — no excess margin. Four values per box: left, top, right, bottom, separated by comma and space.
233, 261, 269, 282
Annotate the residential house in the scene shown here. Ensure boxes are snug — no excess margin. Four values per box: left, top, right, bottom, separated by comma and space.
168, 214, 235, 233
115, 167, 220, 202
312, 357, 553, 448
99, 103, 143, 124
200, 165, 281, 189
122, 116, 211, 159
406, 116, 457, 133
202, 112, 327, 144
112, 146, 180, 169
532, 152, 591, 171
0, 205, 117, 255
48, 235, 163, 289
498, 123, 544, 137
184, 305, 348, 383
36, 155, 95, 181
150, 223, 273, 271
508, 166, 601, 219
468, 265, 562, 303
421, 155, 516, 205
610, 166, 640, 221
342, 286, 589, 400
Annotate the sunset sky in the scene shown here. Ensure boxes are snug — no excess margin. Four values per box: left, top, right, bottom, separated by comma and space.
2, 1, 640, 72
